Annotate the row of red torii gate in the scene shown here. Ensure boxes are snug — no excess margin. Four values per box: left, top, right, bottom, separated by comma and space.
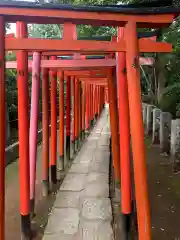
0, 1, 179, 239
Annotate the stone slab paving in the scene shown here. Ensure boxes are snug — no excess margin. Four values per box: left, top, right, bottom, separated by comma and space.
79, 220, 114, 240
69, 163, 89, 174
83, 182, 109, 198
87, 172, 109, 184
43, 109, 114, 240
60, 173, 87, 192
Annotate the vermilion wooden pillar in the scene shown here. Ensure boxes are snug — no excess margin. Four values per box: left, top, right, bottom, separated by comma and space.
29, 52, 41, 216
88, 84, 91, 127
101, 87, 104, 111
50, 56, 57, 184
88, 83, 91, 130
117, 27, 132, 237
96, 86, 100, 117
90, 84, 93, 126
92, 85, 94, 123
63, 23, 77, 158
66, 75, 71, 162
93, 85, 96, 122
103, 87, 105, 108
59, 71, 64, 170
105, 87, 107, 104
79, 81, 82, 141
99, 87, 102, 113
98, 86, 101, 115
85, 83, 90, 132
42, 57, 50, 197
94, 86, 96, 118
16, 21, 31, 238
81, 82, 85, 140
71, 76, 76, 154
125, 21, 151, 240
74, 77, 79, 151
107, 68, 120, 182
78, 81, 81, 142
97, 86, 100, 116
0, 16, 5, 240
92, 85, 95, 123
102, 87, 105, 108
100, 87, 103, 113
94, 86, 96, 119
95, 86, 98, 119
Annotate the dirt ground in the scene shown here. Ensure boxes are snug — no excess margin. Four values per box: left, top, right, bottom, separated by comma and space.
146, 137, 180, 240
5, 135, 180, 239
112, 137, 180, 240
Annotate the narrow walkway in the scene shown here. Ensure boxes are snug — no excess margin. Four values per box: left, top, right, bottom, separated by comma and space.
43, 110, 114, 240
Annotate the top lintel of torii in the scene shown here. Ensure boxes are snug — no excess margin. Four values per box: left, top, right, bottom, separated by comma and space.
0, 1, 180, 27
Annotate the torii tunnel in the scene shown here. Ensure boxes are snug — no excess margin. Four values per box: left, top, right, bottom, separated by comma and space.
0, 1, 179, 239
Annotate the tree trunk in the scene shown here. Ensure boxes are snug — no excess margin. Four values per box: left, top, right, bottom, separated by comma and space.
155, 55, 167, 104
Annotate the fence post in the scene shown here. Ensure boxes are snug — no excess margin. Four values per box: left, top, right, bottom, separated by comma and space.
160, 112, 172, 154
146, 105, 154, 135
152, 108, 161, 144
142, 103, 147, 126
171, 119, 180, 173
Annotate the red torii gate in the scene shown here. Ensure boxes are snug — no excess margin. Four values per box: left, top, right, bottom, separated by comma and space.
6, 57, 154, 69
0, 2, 177, 240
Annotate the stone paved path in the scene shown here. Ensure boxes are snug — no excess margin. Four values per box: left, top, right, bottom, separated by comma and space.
43, 109, 114, 240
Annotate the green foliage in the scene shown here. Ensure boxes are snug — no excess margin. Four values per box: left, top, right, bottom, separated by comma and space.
125, 2, 180, 117
28, 24, 62, 38
5, 53, 18, 122
29, 0, 120, 38
5, 26, 18, 122
56, 0, 119, 4
69, 0, 119, 36
159, 83, 180, 117
5, 23, 10, 32
156, 16, 180, 117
